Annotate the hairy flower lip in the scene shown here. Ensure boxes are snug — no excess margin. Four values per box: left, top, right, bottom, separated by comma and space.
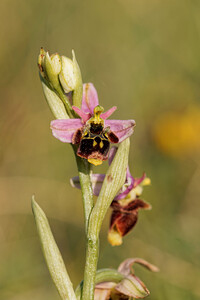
109, 198, 151, 238
51, 83, 135, 165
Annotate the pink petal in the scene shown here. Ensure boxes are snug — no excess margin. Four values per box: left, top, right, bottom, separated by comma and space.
71, 173, 105, 196
72, 106, 91, 123
94, 282, 115, 300
50, 119, 82, 143
70, 176, 81, 189
101, 106, 117, 120
105, 120, 136, 143
133, 173, 146, 188
118, 258, 159, 276
91, 173, 105, 195
108, 146, 118, 165
94, 288, 111, 300
81, 83, 99, 114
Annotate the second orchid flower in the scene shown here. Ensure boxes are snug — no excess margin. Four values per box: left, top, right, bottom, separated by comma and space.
71, 147, 151, 245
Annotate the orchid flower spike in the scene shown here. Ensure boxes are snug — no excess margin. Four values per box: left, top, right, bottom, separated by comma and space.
71, 146, 151, 245
50, 83, 135, 166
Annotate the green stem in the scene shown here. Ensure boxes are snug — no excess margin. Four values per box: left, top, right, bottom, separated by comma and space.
73, 146, 97, 300
81, 139, 130, 300
82, 236, 99, 300
72, 147, 97, 300
73, 146, 94, 232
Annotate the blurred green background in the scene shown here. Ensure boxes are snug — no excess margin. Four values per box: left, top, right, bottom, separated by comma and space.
0, 0, 200, 299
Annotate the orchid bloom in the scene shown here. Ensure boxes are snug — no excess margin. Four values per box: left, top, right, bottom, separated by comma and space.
94, 258, 159, 300
71, 147, 151, 245
50, 83, 135, 166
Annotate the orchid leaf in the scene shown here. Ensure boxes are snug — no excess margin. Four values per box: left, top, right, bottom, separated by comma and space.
31, 196, 76, 300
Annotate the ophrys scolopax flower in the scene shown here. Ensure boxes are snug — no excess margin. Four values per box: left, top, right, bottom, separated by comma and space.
51, 83, 135, 165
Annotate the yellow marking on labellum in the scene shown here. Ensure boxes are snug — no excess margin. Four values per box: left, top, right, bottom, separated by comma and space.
84, 130, 88, 136
93, 140, 97, 147
99, 141, 104, 148
88, 105, 104, 125
88, 158, 103, 166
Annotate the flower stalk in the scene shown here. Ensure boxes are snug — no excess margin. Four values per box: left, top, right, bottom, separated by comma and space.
73, 145, 94, 232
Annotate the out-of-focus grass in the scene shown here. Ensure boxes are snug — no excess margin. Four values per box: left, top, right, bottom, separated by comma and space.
0, 0, 200, 299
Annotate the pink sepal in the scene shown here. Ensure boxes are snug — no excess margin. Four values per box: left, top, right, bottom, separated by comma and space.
105, 119, 136, 143
81, 83, 99, 114
71, 173, 105, 196
50, 119, 82, 143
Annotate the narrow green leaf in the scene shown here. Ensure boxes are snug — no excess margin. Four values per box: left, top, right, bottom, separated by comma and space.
31, 197, 76, 300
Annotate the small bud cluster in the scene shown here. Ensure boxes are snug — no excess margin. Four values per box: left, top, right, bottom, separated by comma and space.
38, 48, 83, 119
38, 48, 79, 93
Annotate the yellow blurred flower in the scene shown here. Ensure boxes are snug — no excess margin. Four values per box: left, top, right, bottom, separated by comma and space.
152, 106, 200, 157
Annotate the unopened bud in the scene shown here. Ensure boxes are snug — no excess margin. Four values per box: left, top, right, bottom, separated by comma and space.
45, 52, 62, 90
50, 53, 61, 75
59, 56, 76, 93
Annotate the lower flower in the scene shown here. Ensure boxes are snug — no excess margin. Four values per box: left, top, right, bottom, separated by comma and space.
108, 197, 151, 246
71, 146, 151, 245
94, 258, 159, 300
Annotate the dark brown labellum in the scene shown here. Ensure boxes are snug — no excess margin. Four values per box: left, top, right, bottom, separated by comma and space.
72, 121, 118, 165
110, 199, 151, 236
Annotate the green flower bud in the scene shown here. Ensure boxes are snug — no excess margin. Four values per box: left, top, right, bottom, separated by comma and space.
59, 56, 77, 93
50, 53, 62, 75
45, 52, 61, 90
